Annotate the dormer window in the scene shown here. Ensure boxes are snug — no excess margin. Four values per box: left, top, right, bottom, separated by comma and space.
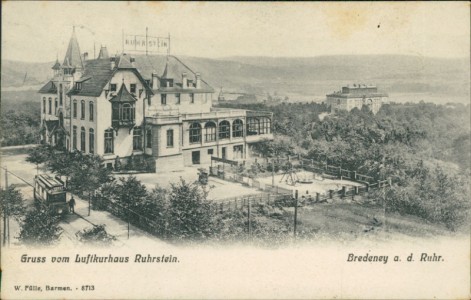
75, 82, 82, 90
161, 79, 173, 88
110, 84, 117, 92
130, 84, 136, 94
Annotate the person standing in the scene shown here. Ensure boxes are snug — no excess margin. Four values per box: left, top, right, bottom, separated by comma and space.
69, 196, 76, 213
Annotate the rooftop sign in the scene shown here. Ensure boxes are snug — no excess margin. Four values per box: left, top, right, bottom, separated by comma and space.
122, 28, 170, 55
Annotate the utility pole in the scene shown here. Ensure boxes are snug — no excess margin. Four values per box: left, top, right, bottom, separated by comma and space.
271, 159, 275, 186
383, 180, 387, 234
247, 197, 251, 238
294, 190, 298, 238
3, 167, 8, 246
88, 193, 91, 216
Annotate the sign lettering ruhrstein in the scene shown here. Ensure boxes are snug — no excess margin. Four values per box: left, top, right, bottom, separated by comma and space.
123, 34, 170, 54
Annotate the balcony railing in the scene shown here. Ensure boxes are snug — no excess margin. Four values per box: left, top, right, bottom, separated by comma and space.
181, 109, 247, 121
112, 119, 135, 128
145, 107, 180, 118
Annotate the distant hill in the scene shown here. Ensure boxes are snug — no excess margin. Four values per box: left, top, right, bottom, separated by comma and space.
2, 55, 469, 104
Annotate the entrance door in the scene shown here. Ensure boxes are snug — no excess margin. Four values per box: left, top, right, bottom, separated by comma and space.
222, 147, 227, 159
192, 151, 200, 164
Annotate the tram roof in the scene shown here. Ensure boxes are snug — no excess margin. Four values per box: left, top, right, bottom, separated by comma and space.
36, 174, 64, 189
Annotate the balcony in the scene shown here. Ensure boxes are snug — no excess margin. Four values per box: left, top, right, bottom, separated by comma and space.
112, 119, 135, 128
181, 108, 247, 121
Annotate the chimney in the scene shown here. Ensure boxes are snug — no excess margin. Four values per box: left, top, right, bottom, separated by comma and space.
152, 73, 159, 89
83, 52, 88, 61
182, 72, 188, 88
110, 57, 116, 70
195, 72, 201, 89
130, 57, 135, 67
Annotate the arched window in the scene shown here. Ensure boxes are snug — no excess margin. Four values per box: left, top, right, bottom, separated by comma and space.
232, 119, 244, 138
72, 126, 77, 150
48, 97, 52, 114
73, 100, 77, 118
54, 98, 58, 115
204, 122, 216, 142
81, 100, 85, 119
59, 84, 63, 105
59, 112, 64, 127
189, 123, 202, 144
89, 129, 94, 154
121, 103, 133, 121
43, 97, 46, 113
80, 127, 86, 152
89, 101, 94, 121
133, 127, 142, 151
218, 120, 230, 140
104, 129, 114, 154
146, 128, 152, 148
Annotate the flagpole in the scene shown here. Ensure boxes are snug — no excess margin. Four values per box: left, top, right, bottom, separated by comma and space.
122, 29, 124, 53
146, 27, 148, 56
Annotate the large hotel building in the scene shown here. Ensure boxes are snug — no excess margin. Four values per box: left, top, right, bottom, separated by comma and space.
326, 84, 389, 114
39, 29, 273, 171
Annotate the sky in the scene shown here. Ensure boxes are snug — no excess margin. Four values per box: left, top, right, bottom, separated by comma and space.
2, 1, 470, 62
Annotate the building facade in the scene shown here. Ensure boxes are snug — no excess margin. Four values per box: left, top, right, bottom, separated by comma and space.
39, 29, 273, 171
326, 84, 389, 114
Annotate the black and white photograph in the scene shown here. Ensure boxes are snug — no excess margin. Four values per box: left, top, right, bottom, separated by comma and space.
1, 1, 470, 299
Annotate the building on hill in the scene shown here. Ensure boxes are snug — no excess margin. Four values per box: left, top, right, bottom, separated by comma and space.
326, 84, 389, 114
38, 28, 273, 171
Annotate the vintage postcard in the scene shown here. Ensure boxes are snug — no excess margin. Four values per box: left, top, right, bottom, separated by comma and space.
1, 1, 470, 299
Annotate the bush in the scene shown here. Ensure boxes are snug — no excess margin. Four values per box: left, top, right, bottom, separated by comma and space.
76, 225, 116, 246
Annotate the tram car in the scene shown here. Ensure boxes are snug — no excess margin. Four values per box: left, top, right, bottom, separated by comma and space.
34, 174, 68, 215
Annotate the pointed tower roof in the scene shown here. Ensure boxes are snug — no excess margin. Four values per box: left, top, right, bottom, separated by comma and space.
63, 27, 83, 69
97, 46, 109, 59
52, 57, 61, 70
109, 82, 137, 103
161, 58, 169, 79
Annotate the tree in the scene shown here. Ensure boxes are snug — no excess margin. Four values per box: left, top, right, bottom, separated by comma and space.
114, 176, 148, 232
167, 178, 215, 239
0, 186, 26, 245
26, 144, 52, 174
67, 153, 112, 196
115, 176, 148, 208
18, 206, 62, 245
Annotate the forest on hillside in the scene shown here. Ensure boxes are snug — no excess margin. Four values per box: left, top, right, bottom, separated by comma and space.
219, 101, 471, 231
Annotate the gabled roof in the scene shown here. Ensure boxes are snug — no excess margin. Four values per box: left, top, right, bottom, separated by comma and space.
97, 46, 109, 59
109, 83, 137, 103
39, 81, 57, 94
116, 53, 134, 69
66, 54, 213, 97
67, 58, 114, 97
133, 55, 213, 92
44, 120, 59, 132
63, 28, 83, 69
